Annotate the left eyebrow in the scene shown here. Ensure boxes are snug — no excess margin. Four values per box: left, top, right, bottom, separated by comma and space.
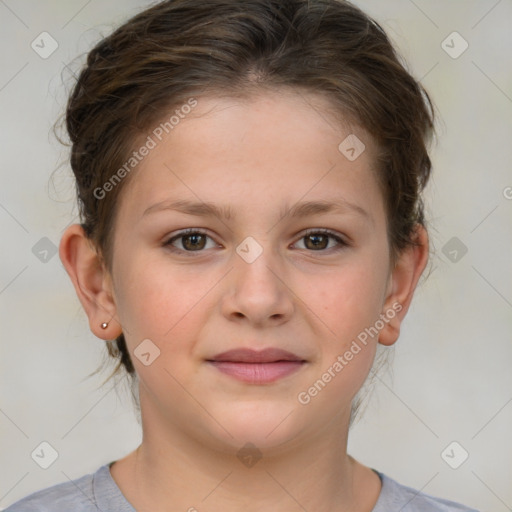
141, 198, 371, 223
284, 199, 371, 222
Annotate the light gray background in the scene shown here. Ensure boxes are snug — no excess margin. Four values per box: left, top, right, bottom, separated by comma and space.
1, 1, 511, 510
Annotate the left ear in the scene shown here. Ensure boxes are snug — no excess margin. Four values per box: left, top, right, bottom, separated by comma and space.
378, 224, 429, 346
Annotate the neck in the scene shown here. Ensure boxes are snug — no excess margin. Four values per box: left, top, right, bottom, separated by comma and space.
111, 396, 381, 511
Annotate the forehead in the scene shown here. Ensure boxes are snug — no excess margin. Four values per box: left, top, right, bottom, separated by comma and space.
118, 90, 384, 225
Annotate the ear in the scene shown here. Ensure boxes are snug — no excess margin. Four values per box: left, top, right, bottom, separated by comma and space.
59, 224, 122, 340
378, 224, 429, 346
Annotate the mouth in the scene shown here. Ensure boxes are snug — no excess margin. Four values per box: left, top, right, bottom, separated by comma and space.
206, 348, 306, 384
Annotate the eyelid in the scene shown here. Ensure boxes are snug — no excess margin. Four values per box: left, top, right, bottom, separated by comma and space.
294, 228, 349, 250
164, 228, 217, 252
300, 228, 347, 242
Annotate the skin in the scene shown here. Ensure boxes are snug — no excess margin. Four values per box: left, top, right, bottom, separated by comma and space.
60, 89, 428, 512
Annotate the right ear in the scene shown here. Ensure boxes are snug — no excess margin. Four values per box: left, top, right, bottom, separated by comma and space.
59, 224, 122, 340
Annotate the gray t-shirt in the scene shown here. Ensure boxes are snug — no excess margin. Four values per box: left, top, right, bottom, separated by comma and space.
3, 462, 479, 511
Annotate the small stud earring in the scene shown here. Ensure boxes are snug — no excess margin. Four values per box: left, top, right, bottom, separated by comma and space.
101, 322, 109, 329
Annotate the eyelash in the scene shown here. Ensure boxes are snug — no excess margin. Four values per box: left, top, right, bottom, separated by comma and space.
163, 228, 349, 256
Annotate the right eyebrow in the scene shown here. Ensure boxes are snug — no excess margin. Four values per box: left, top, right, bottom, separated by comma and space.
142, 199, 234, 220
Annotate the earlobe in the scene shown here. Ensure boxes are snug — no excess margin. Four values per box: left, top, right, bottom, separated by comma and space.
59, 224, 122, 340
378, 225, 429, 346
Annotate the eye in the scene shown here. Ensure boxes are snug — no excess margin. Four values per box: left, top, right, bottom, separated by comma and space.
163, 228, 349, 256
164, 229, 218, 254
293, 229, 348, 252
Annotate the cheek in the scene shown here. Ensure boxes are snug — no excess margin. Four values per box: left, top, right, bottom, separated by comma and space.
113, 251, 218, 365
112, 252, 182, 339
316, 258, 388, 333
297, 271, 382, 410
302, 257, 387, 389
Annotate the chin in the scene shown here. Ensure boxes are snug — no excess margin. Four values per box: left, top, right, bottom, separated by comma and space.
205, 400, 304, 454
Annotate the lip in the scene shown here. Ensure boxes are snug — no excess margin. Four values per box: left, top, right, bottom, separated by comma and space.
206, 348, 306, 384
208, 348, 304, 363
208, 361, 305, 384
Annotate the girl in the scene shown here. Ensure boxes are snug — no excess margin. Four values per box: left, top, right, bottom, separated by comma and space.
5, 0, 479, 510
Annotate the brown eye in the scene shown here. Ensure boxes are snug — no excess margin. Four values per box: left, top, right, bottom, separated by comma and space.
181, 233, 207, 250
295, 229, 348, 252
304, 233, 329, 250
164, 229, 216, 254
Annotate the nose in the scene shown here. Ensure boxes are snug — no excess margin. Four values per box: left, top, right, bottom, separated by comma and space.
221, 242, 295, 327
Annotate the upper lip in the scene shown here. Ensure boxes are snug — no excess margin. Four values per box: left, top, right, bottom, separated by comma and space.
208, 348, 305, 363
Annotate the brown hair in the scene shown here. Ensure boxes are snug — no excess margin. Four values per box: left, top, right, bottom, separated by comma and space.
63, 0, 435, 392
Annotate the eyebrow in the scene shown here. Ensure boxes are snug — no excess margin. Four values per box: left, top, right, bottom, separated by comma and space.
141, 198, 371, 223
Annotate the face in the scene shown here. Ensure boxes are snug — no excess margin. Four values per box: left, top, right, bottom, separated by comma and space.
108, 90, 393, 454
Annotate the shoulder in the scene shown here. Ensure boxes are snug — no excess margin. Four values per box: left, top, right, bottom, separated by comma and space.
373, 471, 480, 512
2, 464, 134, 512
2, 470, 97, 512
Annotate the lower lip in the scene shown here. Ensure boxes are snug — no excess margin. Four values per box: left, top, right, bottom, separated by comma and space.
208, 361, 305, 383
